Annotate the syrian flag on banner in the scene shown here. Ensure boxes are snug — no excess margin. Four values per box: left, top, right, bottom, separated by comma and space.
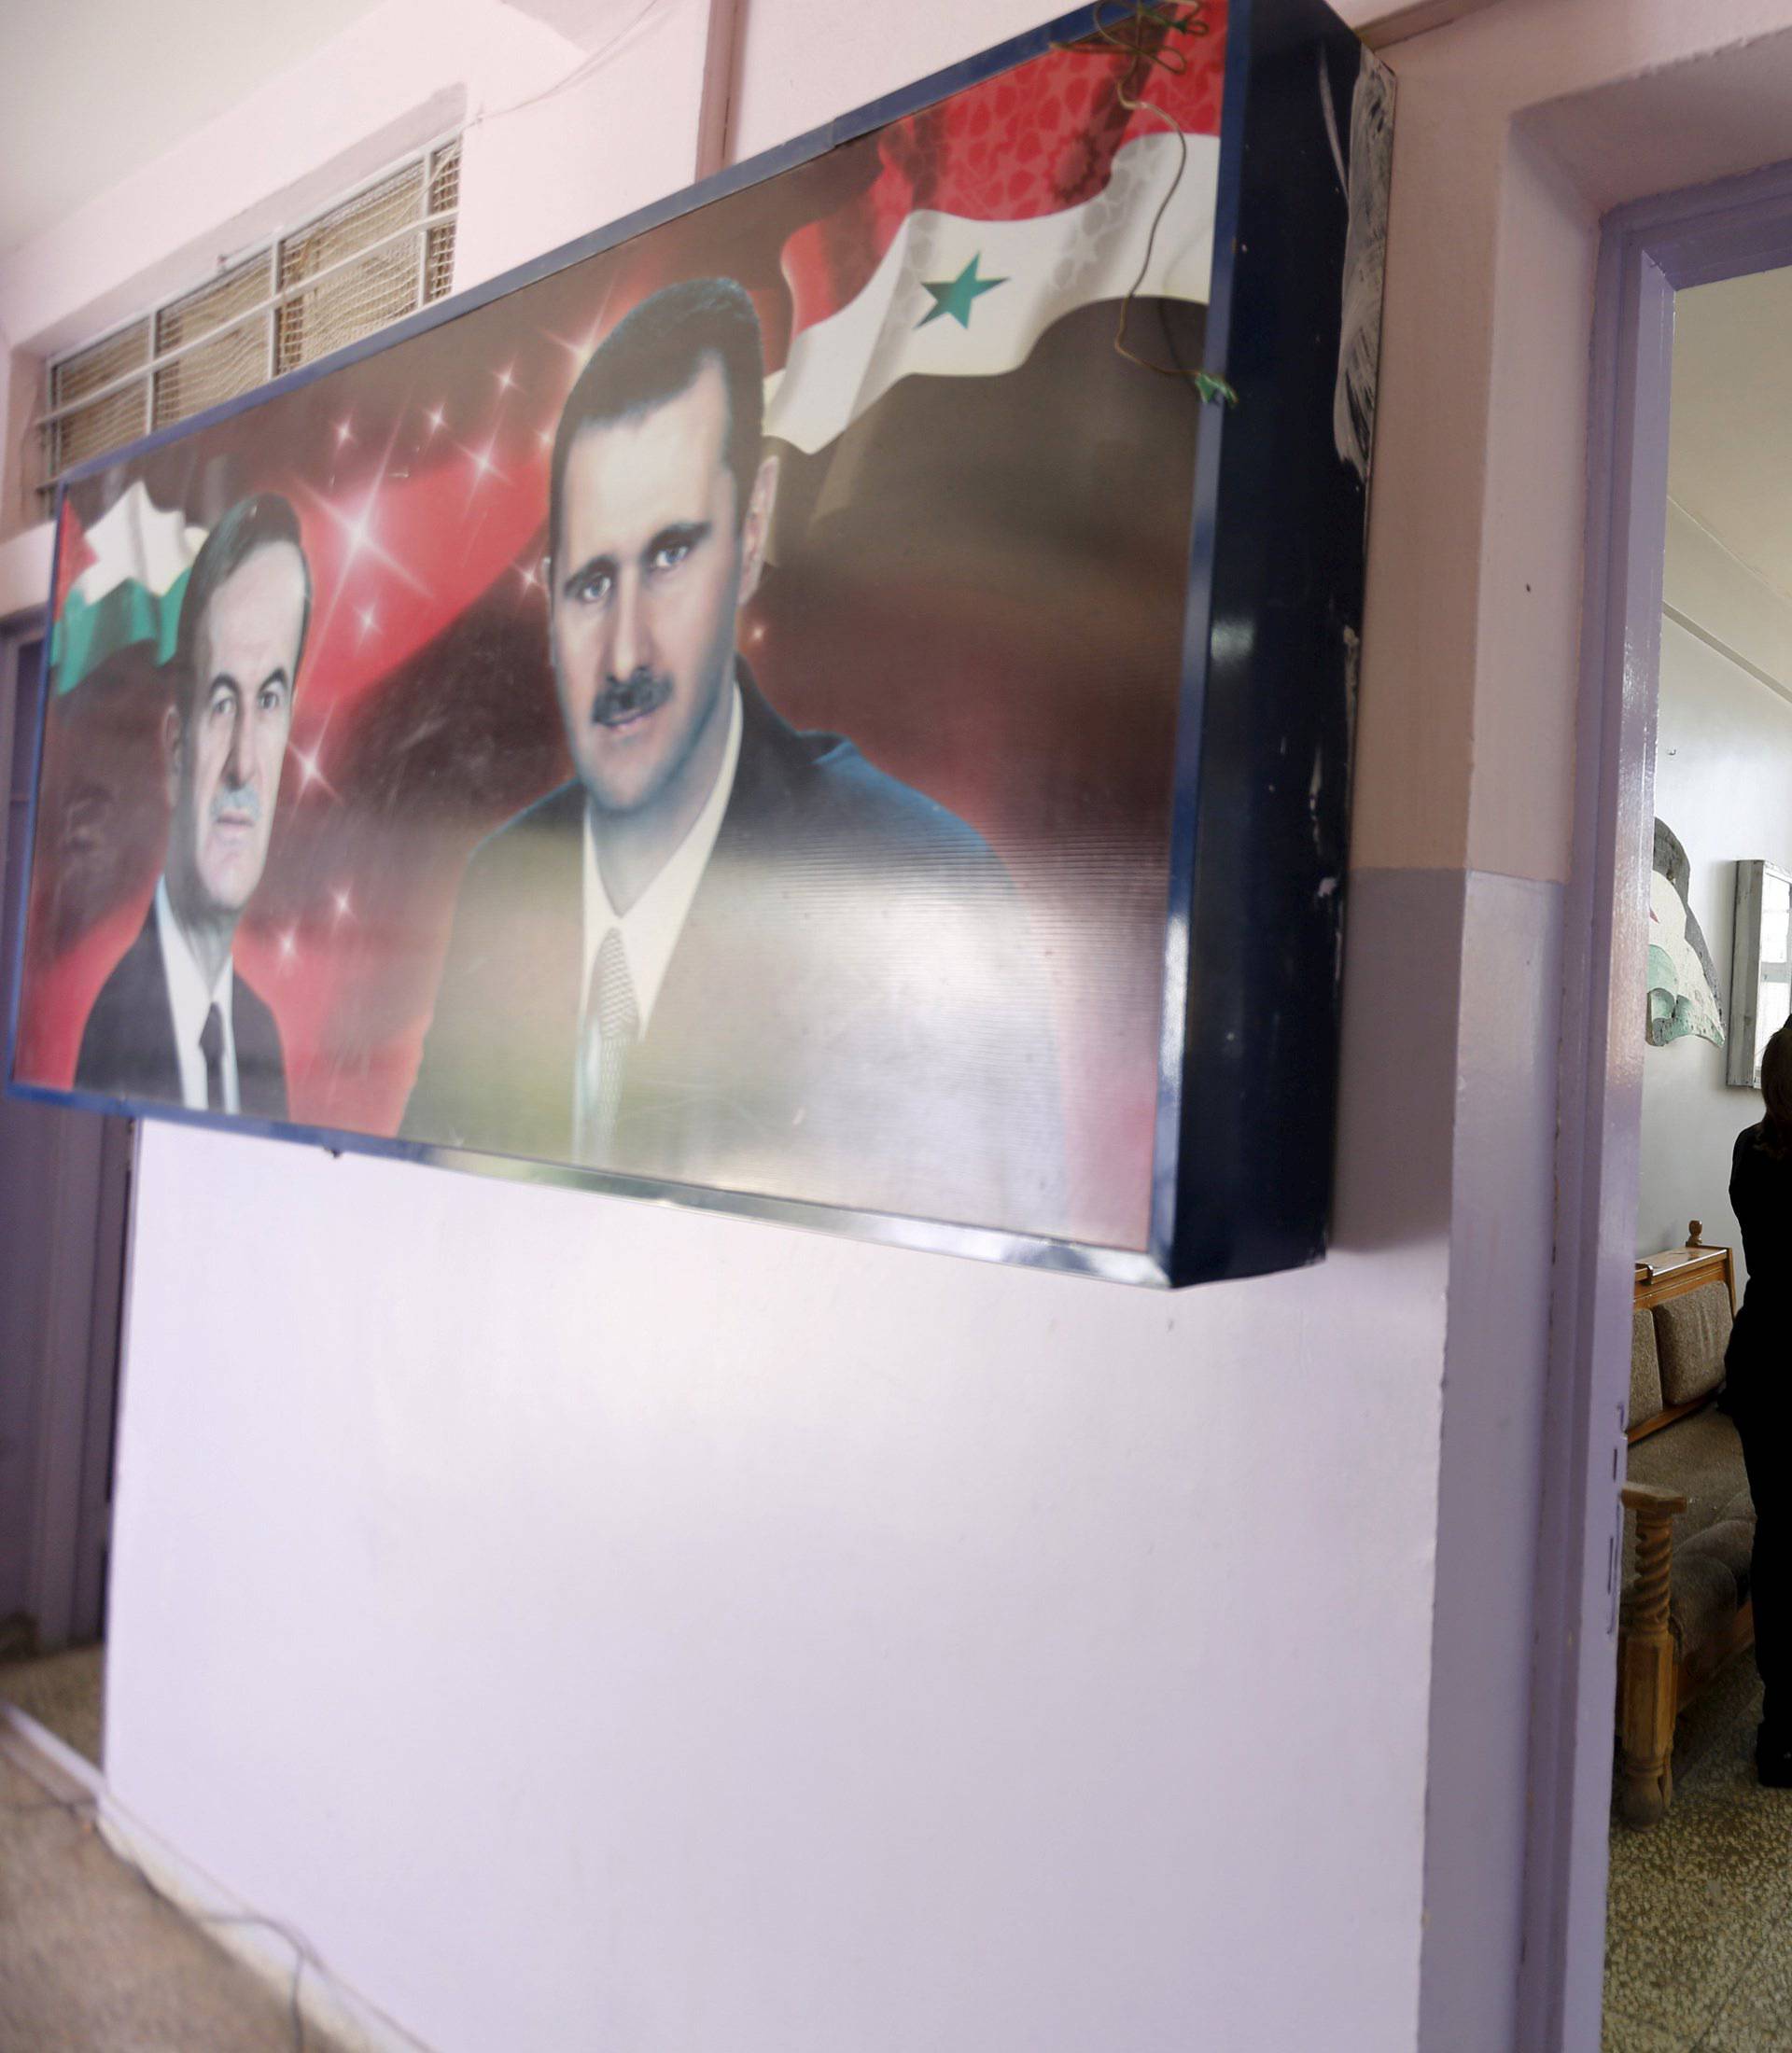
764, 5, 1227, 452
50, 482, 206, 696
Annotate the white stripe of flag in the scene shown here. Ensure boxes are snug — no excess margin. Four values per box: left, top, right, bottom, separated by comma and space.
765, 131, 1220, 455
70, 480, 206, 608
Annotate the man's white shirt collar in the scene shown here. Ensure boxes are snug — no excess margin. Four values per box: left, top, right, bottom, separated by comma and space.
581, 681, 743, 1035
154, 876, 239, 1113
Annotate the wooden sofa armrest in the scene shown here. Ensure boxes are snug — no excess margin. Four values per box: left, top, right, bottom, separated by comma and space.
1617, 1481, 1687, 1826
1622, 1481, 1689, 1517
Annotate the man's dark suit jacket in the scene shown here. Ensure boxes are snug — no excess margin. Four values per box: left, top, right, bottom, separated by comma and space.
403, 675, 1064, 1235
75, 901, 289, 1119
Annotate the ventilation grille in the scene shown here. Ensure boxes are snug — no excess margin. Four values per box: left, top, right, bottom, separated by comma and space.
42, 137, 461, 499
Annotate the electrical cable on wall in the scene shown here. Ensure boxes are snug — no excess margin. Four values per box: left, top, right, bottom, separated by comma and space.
463, 0, 676, 137
1057, 1, 1239, 405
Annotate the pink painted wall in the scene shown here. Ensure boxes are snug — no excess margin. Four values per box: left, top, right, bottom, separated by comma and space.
9, 0, 1792, 2046
8, 7, 1444, 2049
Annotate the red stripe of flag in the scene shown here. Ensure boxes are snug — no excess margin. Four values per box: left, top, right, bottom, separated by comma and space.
782, 4, 1227, 339
53, 500, 97, 621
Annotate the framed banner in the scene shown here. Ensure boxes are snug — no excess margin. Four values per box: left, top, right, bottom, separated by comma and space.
5, 0, 1391, 1287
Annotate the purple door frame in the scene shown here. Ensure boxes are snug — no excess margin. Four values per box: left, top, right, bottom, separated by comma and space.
1521, 159, 1792, 2052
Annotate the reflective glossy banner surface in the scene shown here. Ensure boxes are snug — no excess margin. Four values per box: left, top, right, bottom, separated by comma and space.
8, 0, 1386, 1283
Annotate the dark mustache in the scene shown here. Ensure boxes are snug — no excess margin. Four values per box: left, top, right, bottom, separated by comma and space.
591, 669, 672, 727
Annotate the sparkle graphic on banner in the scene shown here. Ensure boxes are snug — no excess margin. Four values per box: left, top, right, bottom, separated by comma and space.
456, 438, 512, 528
299, 408, 434, 685
917, 254, 1008, 329
546, 317, 605, 370
288, 705, 342, 803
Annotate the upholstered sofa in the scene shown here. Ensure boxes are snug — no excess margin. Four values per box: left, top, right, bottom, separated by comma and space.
1617, 1227, 1752, 1826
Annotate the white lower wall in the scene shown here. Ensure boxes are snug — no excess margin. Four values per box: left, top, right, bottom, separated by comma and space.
110, 1118, 1444, 2053
1637, 505, 1792, 1276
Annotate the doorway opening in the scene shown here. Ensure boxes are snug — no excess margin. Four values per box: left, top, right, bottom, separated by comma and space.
1597, 259, 1792, 2046
1530, 155, 1792, 2052
0, 618, 133, 1769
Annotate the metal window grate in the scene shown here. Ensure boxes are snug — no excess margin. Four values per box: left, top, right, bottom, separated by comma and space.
47, 321, 150, 474
425, 140, 461, 306
40, 136, 461, 499
153, 253, 273, 430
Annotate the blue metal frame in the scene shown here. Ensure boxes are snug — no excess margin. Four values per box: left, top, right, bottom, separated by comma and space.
6, 0, 1373, 1290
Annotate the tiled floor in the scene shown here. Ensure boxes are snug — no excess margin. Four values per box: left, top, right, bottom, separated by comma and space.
0, 1745, 341, 2052
0, 1648, 363, 2050
1606, 1655, 1792, 2048
0, 1642, 105, 1766
11, 1632, 1778, 2048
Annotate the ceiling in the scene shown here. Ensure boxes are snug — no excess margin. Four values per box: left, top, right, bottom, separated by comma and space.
1670, 268, 1792, 604
0, 0, 389, 258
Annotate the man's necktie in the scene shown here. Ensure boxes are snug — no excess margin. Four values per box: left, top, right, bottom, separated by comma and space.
199, 1003, 226, 1113
574, 928, 639, 1163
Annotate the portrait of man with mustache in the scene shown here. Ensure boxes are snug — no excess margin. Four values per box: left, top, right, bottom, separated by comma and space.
402, 277, 1064, 1234
75, 494, 306, 1119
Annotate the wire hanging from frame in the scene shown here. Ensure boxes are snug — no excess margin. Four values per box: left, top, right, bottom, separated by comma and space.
1058, 1, 1239, 407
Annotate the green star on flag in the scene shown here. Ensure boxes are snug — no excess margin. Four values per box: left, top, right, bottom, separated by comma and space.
917, 254, 1008, 329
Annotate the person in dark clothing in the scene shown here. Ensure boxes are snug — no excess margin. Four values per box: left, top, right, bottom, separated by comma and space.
1727, 1020, 1792, 1785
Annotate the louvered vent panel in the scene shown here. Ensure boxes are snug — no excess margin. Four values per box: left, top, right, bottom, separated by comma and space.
49, 319, 149, 409
42, 139, 460, 500
49, 382, 150, 479
155, 255, 272, 356
425, 139, 461, 304
154, 314, 273, 429
275, 161, 427, 376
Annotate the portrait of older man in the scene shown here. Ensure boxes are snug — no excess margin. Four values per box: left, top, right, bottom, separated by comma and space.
403, 276, 1061, 1233
75, 493, 306, 1118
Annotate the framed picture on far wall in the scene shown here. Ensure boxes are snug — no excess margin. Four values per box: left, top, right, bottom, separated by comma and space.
1729, 859, 1792, 1087
5, 0, 1392, 1287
